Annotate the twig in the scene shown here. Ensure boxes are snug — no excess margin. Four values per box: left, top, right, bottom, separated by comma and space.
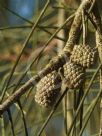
72, 90, 77, 136
63, 0, 91, 53
7, 109, 15, 136
79, 89, 102, 136
82, 9, 86, 45
79, 87, 84, 130
0, 25, 66, 42
0, 25, 67, 30
40, 27, 66, 42
17, 100, 28, 136
1, 5, 33, 24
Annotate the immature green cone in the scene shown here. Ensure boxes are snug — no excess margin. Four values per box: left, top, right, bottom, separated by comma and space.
64, 61, 85, 89
70, 44, 97, 68
35, 71, 61, 108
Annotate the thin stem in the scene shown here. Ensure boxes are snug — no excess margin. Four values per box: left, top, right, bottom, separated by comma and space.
64, 93, 68, 136
0, 25, 66, 41
79, 87, 84, 130
7, 109, 15, 136
17, 100, 28, 136
82, 9, 86, 45
41, 27, 66, 41
1, 5, 33, 24
0, 25, 67, 30
0, 25, 32, 30
85, 12, 99, 34
72, 90, 77, 136
79, 89, 102, 136
88, 0, 96, 13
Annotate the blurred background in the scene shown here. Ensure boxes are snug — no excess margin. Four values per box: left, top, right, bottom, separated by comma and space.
0, 0, 102, 136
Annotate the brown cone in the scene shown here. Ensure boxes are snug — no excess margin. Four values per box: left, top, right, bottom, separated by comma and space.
63, 61, 85, 89
70, 44, 97, 68
35, 71, 61, 108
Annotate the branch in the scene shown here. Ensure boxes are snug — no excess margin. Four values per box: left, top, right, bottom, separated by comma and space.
0, 0, 93, 115
63, 0, 91, 53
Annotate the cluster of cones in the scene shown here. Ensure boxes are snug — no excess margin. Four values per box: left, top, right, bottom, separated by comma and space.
35, 44, 97, 108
